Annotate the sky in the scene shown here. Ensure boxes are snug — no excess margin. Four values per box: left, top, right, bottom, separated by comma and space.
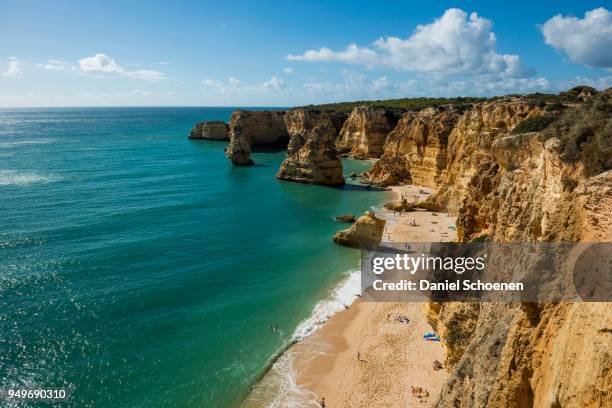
1, 0, 611, 107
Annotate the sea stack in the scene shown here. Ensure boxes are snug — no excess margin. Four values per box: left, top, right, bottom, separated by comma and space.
277, 109, 345, 185
225, 110, 289, 165
188, 120, 229, 140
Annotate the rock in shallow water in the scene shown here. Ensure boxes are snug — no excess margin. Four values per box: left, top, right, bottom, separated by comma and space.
188, 121, 229, 140
333, 211, 385, 248
335, 214, 356, 223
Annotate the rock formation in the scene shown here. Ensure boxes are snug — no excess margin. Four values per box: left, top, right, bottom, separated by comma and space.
277, 109, 345, 185
368, 107, 461, 186
225, 110, 289, 165
428, 90, 612, 408
332, 211, 385, 248
335, 106, 402, 159
188, 120, 228, 140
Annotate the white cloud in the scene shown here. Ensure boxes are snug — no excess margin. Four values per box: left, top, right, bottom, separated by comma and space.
228, 76, 243, 86
288, 8, 533, 78
288, 43, 377, 66
130, 90, 151, 96
541, 7, 612, 68
261, 76, 286, 92
3, 57, 22, 78
43, 60, 75, 71
201, 79, 228, 95
78, 53, 165, 81
300, 68, 612, 101
154, 61, 170, 65
283, 67, 294, 74
199, 76, 288, 98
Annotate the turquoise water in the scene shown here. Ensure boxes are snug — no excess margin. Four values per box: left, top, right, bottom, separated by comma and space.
0, 108, 388, 408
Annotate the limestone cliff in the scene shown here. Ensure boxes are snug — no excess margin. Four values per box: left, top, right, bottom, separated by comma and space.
429, 97, 544, 213
429, 90, 612, 408
333, 211, 385, 248
368, 107, 461, 187
335, 106, 402, 159
277, 109, 345, 185
188, 120, 228, 140
225, 110, 289, 165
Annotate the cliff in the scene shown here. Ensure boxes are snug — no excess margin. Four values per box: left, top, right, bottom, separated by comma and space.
335, 106, 402, 159
332, 211, 385, 248
429, 90, 612, 408
225, 110, 289, 165
368, 107, 461, 187
188, 120, 228, 140
429, 97, 544, 213
277, 109, 345, 185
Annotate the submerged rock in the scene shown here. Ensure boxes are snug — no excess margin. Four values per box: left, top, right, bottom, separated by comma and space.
333, 211, 385, 248
277, 109, 344, 185
188, 120, 228, 140
225, 110, 288, 165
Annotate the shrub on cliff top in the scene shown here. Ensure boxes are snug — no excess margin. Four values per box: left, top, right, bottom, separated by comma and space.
544, 101, 567, 112
511, 114, 558, 135
542, 89, 611, 176
560, 85, 598, 102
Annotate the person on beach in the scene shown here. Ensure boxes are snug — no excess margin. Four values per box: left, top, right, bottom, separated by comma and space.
320, 397, 326, 407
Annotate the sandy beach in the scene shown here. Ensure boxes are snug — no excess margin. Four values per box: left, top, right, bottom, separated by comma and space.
288, 185, 457, 408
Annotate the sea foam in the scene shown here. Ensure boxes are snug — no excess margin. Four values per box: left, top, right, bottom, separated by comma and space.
291, 269, 361, 341
0, 170, 60, 186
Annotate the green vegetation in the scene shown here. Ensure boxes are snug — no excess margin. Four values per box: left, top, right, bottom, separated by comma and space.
544, 101, 567, 112
559, 86, 597, 102
300, 86, 599, 113
301, 96, 488, 112
511, 114, 558, 134
541, 89, 611, 176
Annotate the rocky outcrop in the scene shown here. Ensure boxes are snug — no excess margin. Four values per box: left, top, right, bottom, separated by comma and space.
188, 121, 228, 140
368, 107, 461, 186
333, 211, 385, 248
225, 110, 289, 165
429, 92, 612, 408
335, 106, 402, 159
276, 109, 345, 185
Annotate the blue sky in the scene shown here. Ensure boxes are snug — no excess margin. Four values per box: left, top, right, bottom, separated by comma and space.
1, 0, 611, 106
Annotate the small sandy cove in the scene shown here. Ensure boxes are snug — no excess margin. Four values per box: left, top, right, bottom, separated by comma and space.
292, 185, 457, 408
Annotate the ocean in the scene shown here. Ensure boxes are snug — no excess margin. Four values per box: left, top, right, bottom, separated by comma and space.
0, 108, 389, 407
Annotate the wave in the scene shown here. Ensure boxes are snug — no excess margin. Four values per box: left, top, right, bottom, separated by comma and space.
291, 269, 361, 341
0, 170, 61, 186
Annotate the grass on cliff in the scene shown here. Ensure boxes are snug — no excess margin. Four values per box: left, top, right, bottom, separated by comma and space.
541, 89, 612, 176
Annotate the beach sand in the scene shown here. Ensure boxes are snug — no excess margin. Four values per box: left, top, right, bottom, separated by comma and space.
291, 185, 457, 408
